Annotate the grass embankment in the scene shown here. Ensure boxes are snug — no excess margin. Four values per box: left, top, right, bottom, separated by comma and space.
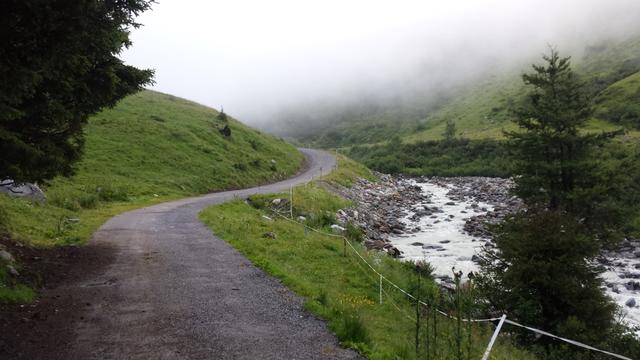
200, 155, 534, 359
0, 90, 303, 302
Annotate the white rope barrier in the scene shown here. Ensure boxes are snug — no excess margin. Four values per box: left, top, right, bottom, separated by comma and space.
503, 319, 633, 360
271, 212, 633, 360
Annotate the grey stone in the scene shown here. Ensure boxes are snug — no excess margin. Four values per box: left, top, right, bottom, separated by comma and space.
6, 265, 19, 277
0, 180, 46, 202
626, 298, 636, 308
0, 250, 14, 263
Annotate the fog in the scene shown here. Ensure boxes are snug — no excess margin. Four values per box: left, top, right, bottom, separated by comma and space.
122, 0, 640, 128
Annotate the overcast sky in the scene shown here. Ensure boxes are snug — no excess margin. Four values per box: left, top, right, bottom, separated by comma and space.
121, 0, 640, 125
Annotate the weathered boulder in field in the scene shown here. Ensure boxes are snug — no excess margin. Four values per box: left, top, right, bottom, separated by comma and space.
0, 180, 46, 203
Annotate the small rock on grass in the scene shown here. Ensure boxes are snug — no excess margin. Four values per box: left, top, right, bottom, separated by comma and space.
0, 250, 15, 263
7, 265, 19, 277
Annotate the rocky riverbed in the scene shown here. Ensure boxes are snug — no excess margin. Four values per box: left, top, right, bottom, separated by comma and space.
333, 174, 640, 331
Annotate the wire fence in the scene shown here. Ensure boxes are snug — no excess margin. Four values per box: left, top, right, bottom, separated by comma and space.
272, 211, 633, 360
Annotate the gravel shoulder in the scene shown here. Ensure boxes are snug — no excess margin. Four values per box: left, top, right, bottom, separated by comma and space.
1, 149, 361, 359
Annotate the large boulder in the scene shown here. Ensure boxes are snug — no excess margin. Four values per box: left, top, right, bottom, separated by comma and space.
0, 180, 46, 202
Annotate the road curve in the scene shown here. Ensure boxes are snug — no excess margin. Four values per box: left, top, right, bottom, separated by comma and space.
46, 149, 360, 359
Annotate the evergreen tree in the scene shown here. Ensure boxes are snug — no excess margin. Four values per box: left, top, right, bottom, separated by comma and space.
443, 120, 457, 143
0, 0, 154, 183
505, 48, 622, 239
478, 48, 622, 347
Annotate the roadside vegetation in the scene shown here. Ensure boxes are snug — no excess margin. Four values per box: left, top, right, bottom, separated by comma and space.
200, 155, 535, 359
0, 90, 303, 302
0, 90, 303, 248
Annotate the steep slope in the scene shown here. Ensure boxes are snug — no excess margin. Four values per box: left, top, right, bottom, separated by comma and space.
406, 35, 640, 142
594, 71, 640, 129
274, 35, 640, 148
340, 36, 640, 177
0, 90, 304, 248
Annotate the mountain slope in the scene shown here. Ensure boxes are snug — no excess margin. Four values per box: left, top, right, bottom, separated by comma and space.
0, 90, 304, 247
594, 71, 640, 129
275, 35, 640, 148
406, 35, 640, 142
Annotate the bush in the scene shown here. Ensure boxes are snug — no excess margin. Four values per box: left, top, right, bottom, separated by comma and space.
232, 163, 248, 172
250, 159, 262, 168
344, 222, 364, 242
306, 211, 337, 229
95, 184, 129, 202
348, 138, 512, 177
337, 314, 370, 346
247, 194, 271, 210
78, 194, 99, 209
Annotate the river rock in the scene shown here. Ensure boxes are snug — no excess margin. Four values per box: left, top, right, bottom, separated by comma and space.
365, 240, 386, 250
626, 298, 636, 307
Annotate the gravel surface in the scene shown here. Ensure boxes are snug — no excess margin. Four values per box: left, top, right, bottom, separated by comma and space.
1, 149, 361, 360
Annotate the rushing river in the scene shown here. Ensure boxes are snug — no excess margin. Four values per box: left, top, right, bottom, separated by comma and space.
388, 179, 640, 331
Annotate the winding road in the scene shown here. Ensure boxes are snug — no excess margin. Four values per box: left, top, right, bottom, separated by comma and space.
14, 149, 362, 359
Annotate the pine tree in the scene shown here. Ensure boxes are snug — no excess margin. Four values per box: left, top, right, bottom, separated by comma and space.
478, 48, 622, 346
505, 48, 621, 233
0, 0, 154, 183
443, 120, 457, 143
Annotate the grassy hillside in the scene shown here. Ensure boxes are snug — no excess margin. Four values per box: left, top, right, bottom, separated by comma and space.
0, 90, 304, 248
406, 36, 640, 142
333, 36, 640, 177
595, 71, 640, 129
275, 35, 640, 150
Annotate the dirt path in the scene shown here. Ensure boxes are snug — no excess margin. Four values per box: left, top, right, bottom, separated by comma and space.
1, 149, 361, 359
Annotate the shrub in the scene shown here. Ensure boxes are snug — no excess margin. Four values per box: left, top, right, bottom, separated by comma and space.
337, 314, 370, 346
78, 194, 99, 209
95, 184, 129, 202
306, 211, 336, 229
232, 163, 248, 172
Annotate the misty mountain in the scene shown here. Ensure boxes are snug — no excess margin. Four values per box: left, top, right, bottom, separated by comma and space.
266, 34, 640, 148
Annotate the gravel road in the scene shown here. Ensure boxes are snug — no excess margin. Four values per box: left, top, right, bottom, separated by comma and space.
3, 149, 362, 359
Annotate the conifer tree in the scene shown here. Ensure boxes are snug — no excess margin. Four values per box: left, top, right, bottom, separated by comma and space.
505, 48, 621, 235
0, 0, 154, 183
478, 48, 622, 346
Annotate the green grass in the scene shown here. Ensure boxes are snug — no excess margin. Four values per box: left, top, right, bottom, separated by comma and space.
280, 34, 640, 150
0, 261, 35, 303
0, 90, 304, 247
323, 152, 377, 187
200, 166, 535, 359
594, 71, 640, 129
403, 36, 640, 144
